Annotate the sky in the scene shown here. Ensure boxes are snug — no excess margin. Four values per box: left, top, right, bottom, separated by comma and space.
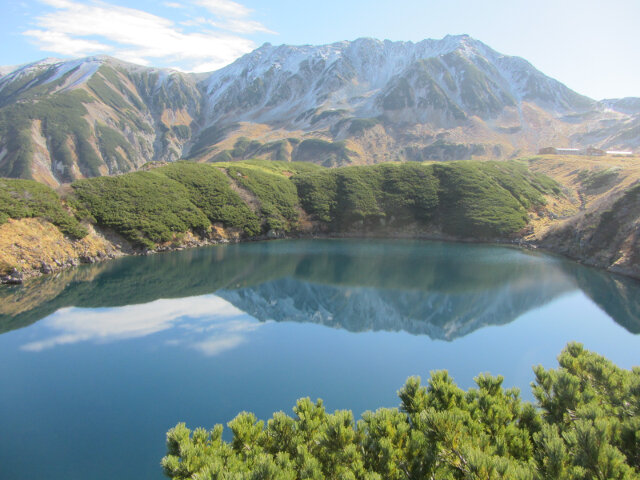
1, 0, 639, 100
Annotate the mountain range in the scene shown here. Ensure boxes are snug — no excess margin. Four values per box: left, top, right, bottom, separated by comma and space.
0, 35, 638, 186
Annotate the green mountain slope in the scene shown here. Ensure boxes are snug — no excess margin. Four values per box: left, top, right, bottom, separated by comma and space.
0, 59, 201, 186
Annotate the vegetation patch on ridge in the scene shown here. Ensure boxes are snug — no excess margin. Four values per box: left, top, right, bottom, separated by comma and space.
0, 90, 102, 181
159, 162, 262, 236
0, 178, 87, 238
578, 167, 621, 192
0, 159, 560, 249
72, 171, 209, 248
294, 161, 556, 237
434, 162, 534, 237
226, 164, 301, 232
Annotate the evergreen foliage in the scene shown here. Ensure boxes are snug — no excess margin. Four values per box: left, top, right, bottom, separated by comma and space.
0, 178, 87, 238
188, 124, 239, 157
226, 165, 301, 232
228, 138, 292, 162
433, 162, 531, 237
159, 162, 262, 236
229, 159, 322, 176
347, 118, 381, 135
87, 72, 130, 110
406, 140, 485, 162
95, 123, 138, 173
293, 139, 354, 166
578, 168, 620, 192
172, 125, 192, 141
294, 161, 554, 236
163, 343, 639, 479
71, 171, 209, 248
294, 163, 441, 228
1, 159, 559, 248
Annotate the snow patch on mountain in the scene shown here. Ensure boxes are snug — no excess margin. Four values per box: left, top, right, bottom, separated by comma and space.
197, 35, 599, 132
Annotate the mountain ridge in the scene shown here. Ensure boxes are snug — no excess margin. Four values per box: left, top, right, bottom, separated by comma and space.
0, 35, 638, 186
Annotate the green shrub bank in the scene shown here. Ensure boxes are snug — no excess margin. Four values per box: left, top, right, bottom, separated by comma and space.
162, 343, 640, 479
578, 168, 621, 192
159, 162, 262, 236
235, 159, 322, 176
72, 172, 210, 248
293, 163, 440, 228
1, 160, 559, 248
68, 161, 321, 245
433, 162, 530, 237
294, 161, 555, 237
0, 178, 87, 238
347, 117, 381, 135
226, 165, 301, 232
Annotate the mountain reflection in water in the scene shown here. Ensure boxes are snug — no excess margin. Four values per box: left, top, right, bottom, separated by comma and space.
1, 239, 639, 343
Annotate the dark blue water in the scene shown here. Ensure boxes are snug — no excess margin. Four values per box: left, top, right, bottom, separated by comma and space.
0, 239, 638, 479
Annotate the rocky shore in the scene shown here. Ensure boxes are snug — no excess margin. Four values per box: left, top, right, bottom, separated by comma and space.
2, 218, 638, 286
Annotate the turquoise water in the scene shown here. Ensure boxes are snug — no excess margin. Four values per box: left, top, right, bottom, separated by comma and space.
0, 239, 638, 479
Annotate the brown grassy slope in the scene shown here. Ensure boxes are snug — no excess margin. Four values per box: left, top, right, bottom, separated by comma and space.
525, 155, 640, 277
0, 218, 119, 276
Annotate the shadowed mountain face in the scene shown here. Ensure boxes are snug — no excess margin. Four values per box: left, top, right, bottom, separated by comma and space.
0, 36, 637, 182
1, 240, 639, 339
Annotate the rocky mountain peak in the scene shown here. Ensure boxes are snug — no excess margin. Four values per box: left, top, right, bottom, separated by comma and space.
0, 35, 637, 184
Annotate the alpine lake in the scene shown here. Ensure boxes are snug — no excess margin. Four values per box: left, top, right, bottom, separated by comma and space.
1, 238, 639, 480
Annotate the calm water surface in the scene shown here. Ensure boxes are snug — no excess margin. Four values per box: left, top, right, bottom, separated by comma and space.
0, 239, 639, 479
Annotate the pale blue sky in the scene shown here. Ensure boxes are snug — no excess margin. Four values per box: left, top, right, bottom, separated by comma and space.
1, 0, 639, 99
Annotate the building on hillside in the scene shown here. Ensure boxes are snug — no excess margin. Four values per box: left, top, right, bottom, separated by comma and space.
538, 147, 582, 155
537, 146, 633, 157
556, 148, 582, 155
605, 150, 633, 157
585, 147, 605, 156
538, 147, 557, 154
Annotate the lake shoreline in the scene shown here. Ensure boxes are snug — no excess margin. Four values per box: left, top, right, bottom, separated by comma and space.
2, 238, 639, 480
3, 227, 639, 286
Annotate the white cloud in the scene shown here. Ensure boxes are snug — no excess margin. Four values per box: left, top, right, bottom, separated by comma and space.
193, 0, 251, 18
23, 29, 112, 56
192, 334, 245, 356
24, 0, 275, 71
40, 0, 74, 7
180, 15, 274, 34
207, 18, 276, 34
21, 294, 261, 354
191, 59, 230, 72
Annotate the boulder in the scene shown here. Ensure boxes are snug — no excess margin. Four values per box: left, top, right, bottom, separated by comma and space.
40, 261, 53, 274
266, 229, 284, 239
2, 268, 24, 284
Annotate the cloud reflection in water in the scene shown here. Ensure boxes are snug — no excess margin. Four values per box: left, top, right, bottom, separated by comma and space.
21, 295, 261, 355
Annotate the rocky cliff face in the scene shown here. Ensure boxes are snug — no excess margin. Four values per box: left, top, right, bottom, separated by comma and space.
540, 183, 640, 277
0, 37, 638, 183
522, 153, 640, 279
201, 36, 593, 127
